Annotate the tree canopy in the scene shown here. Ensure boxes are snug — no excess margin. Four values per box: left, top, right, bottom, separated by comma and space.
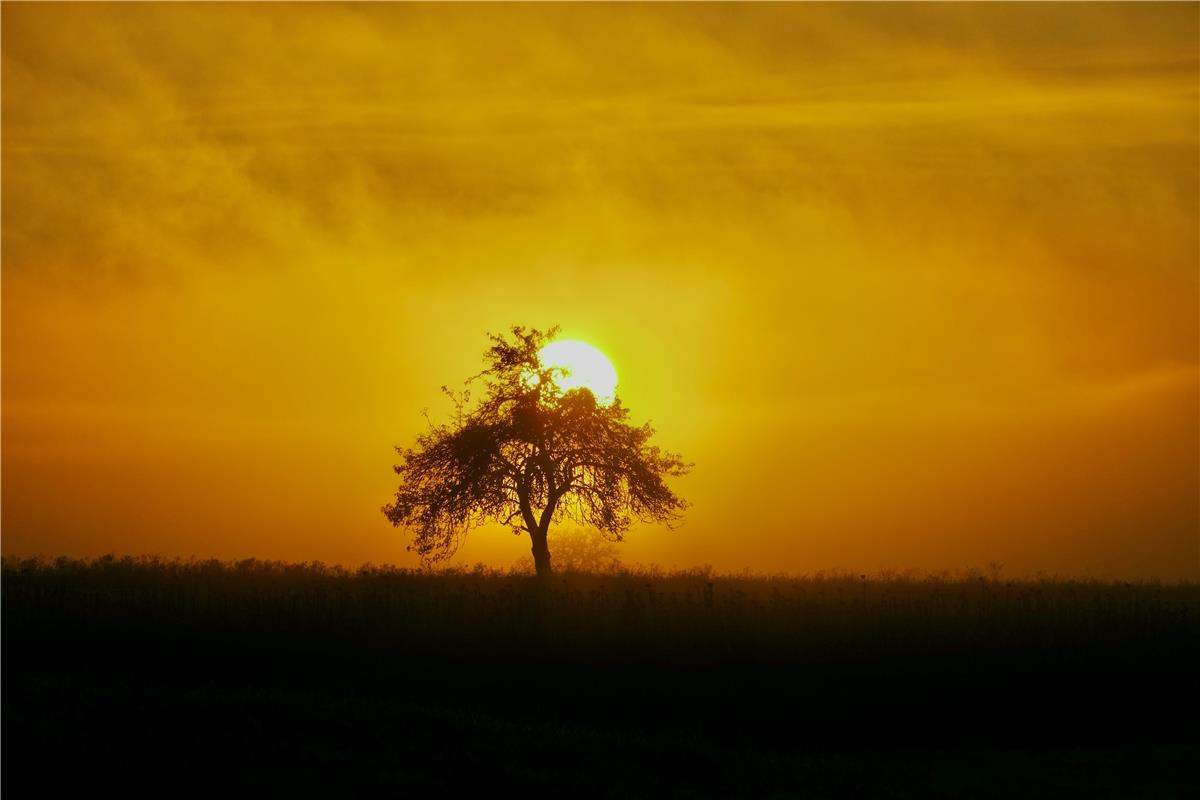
383, 325, 690, 577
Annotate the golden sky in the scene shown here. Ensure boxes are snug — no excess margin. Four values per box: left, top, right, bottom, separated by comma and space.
3, 4, 1197, 579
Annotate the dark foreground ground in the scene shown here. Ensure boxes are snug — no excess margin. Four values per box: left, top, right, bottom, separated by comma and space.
4, 557, 1198, 798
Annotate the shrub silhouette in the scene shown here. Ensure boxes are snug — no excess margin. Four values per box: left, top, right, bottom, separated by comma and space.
517, 527, 624, 574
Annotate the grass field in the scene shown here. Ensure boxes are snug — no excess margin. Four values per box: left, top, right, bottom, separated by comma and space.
4, 556, 1198, 797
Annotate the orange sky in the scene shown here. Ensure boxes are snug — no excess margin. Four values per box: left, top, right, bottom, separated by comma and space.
3, 4, 1197, 579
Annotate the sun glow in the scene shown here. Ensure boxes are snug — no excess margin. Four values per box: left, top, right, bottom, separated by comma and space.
535, 340, 618, 405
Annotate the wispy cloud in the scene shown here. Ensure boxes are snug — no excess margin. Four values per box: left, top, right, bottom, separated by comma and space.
3, 3, 1196, 577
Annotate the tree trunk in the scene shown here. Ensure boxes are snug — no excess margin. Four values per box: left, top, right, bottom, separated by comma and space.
529, 527, 552, 579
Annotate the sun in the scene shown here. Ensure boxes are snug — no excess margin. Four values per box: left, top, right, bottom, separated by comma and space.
536, 340, 618, 405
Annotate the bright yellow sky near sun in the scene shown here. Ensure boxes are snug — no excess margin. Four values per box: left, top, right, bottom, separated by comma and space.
2, 4, 1197, 579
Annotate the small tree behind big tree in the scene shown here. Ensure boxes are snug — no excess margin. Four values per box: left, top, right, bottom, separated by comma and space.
383, 325, 690, 578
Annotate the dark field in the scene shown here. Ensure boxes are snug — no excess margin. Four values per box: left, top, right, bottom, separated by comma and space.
4, 557, 1198, 798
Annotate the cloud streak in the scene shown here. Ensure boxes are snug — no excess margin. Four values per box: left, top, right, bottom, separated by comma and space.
3, 3, 1197, 577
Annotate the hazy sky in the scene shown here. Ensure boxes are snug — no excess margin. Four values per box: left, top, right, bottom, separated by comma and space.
3, 4, 1197, 578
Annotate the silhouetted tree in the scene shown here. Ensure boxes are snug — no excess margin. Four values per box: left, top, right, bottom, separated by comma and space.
383, 325, 690, 579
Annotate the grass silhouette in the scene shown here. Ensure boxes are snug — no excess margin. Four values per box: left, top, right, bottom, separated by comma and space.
4, 556, 1198, 797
